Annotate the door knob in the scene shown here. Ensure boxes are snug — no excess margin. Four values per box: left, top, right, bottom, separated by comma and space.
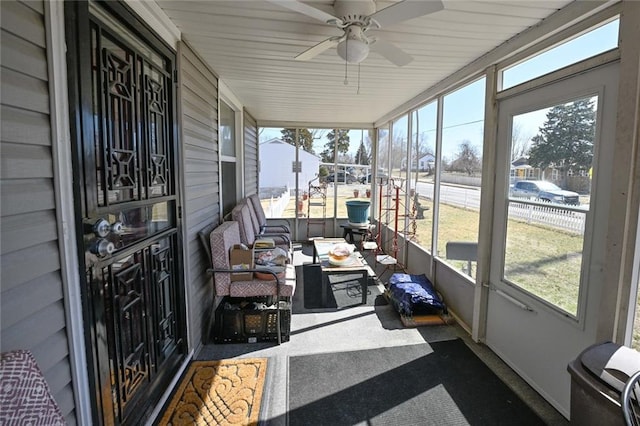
111, 221, 124, 235
90, 239, 115, 257
93, 219, 111, 237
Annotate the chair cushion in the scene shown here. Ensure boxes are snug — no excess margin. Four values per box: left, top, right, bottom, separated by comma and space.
245, 199, 263, 235
248, 194, 291, 234
248, 194, 267, 226
210, 221, 242, 296
246, 200, 291, 240
229, 264, 296, 297
231, 203, 256, 246
0, 350, 65, 425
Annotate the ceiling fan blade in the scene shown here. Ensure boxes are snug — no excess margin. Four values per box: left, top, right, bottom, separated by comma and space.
265, 0, 343, 25
369, 38, 413, 67
370, 0, 444, 28
295, 36, 343, 61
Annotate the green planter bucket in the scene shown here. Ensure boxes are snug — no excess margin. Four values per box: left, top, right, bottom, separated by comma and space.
345, 200, 370, 226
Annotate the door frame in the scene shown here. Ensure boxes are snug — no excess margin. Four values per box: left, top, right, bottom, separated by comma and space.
45, 1, 93, 423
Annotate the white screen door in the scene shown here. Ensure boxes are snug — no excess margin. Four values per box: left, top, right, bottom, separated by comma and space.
486, 61, 619, 417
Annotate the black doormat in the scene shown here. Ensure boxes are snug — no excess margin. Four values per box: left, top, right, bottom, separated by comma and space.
288, 339, 545, 425
302, 263, 387, 310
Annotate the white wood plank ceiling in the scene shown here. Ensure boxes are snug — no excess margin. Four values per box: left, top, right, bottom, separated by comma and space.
158, 0, 575, 125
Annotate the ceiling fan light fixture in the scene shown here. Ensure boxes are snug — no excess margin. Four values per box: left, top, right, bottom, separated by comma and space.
337, 38, 369, 64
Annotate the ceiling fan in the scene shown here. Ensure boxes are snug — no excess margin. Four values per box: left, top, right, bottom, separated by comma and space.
267, 0, 444, 67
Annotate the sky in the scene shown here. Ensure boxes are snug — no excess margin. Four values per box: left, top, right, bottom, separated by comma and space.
259, 18, 619, 162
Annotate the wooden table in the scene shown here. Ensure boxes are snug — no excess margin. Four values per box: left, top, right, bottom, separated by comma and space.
312, 238, 369, 307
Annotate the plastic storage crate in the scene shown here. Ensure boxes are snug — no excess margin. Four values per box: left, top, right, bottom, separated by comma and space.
213, 299, 291, 343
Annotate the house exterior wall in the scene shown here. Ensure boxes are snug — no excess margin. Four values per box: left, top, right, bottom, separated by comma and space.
178, 41, 220, 350
259, 140, 320, 191
244, 109, 258, 196
0, 0, 77, 422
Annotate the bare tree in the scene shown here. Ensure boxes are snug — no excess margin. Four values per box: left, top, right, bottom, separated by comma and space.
450, 140, 481, 176
511, 122, 533, 161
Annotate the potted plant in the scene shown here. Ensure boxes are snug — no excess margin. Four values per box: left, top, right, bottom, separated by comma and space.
366, 189, 371, 198
353, 189, 359, 198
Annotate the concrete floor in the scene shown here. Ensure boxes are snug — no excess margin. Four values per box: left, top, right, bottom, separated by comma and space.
196, 243, 568, 425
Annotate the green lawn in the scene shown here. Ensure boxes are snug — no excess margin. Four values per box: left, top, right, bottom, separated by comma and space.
412, 203, 583, 315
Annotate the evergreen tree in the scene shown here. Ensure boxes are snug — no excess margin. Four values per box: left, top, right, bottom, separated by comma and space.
528, 98, 596, 176
280, 128, 315, 153
355, 140, 369, 165
320, 129, 350, 162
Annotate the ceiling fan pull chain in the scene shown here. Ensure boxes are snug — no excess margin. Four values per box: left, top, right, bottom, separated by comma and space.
357, 62, 361, 95
344, 38, 349, 85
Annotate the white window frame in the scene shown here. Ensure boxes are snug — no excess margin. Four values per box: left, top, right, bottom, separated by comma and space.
219, 82, 244, 209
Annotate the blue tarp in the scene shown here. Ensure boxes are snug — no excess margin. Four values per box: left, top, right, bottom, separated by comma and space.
388, 273, 446, 316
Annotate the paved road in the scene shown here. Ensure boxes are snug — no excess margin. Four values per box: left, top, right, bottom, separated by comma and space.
412, 181, 481, 209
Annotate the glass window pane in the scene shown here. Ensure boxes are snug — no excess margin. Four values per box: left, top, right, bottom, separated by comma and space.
375, 126, 390, 229
376, 127, 390, 180
410, 101, 437, 253
328, 129, 375, 221
220, 101, 236, 156
437, 78, 485, 279
221, 161, 236, 217
386, 115, 408, 234
390, 115, 408, 182
258, 127, 294, 219
502, 19, 619, 90
504, 95, 597, 316
306, 128, 333, 227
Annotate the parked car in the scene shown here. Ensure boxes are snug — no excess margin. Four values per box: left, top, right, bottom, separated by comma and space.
510, 180, 580, 205
326, 172, 356, 184
359, 173, 388, 184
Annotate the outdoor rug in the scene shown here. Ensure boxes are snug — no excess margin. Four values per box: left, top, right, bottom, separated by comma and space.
288, 339, 545, 425
302, 263, 387, 310
158, 358, 267, 425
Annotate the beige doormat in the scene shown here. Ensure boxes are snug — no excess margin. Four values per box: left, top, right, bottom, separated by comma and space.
158, 358, 268, 425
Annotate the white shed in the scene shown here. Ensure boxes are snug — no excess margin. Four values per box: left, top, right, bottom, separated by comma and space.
259, 138, 321, 190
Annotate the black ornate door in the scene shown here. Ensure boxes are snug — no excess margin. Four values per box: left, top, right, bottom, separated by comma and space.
66, 2, 186, 424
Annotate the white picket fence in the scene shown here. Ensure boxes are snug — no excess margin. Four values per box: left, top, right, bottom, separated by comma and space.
441, 173, 482, 187
263, 189, 291, 218
508, 201, 586, 234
